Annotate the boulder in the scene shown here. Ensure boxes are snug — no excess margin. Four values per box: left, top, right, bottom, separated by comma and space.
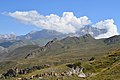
3, 69, 17, 77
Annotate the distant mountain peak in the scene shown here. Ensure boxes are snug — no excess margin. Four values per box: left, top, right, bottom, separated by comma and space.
83, 34, 93, 38
81, 34, 94, 39
17, 29, 65, 40
0, 34, 16, 40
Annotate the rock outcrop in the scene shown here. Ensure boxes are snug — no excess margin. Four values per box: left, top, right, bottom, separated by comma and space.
25, 38, 57, 59
2, 69, 17, 77
1, 64, 50, 78
67, 66, 86, 78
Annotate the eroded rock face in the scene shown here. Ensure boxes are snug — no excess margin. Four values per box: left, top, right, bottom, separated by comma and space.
18, 64, 50, 75
25, 38, 57, 59
67, 66, 86, 78
1, 64, 50, 79
78, 68, 86, 78
45, 38, 57, 48
2, 69, 17, 77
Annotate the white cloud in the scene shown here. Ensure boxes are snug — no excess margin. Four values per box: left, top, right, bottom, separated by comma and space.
8, 10, 119, 39
92, 19, 119, 39
8, 11, 90, 34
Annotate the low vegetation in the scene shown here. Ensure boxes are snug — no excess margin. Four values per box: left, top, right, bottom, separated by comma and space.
0, 35, 120, 80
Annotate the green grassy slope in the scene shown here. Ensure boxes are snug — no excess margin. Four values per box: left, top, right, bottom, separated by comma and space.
0, 35, 120, 80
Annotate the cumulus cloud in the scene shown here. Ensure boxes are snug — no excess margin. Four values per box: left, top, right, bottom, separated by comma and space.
8, 11, 90, 34
8, 10, 119, 39
92, 19, 119, 39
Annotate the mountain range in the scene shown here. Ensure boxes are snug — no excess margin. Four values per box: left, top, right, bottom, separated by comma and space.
0, 28, 108, 52
0, 30, 120, 80
0, 27, 110, 41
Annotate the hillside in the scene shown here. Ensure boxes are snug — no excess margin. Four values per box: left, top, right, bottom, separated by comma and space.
84, 48, 120, 80
0, 34, 120, 80
0, 47, 120, 80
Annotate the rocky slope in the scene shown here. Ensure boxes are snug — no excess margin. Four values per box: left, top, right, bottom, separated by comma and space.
0, 34, 120, 80
0, 48, 120, 80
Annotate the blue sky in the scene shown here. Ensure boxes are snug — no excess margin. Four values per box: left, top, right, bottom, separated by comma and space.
0, 0, 120, 35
